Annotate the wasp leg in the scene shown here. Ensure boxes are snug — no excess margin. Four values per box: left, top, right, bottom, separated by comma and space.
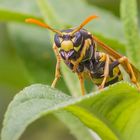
99, 54, 110, 89
118, 56, 140, 91
77, 73, 85, 96
51, 44, 61, 88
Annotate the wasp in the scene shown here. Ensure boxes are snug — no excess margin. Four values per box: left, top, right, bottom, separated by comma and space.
26, 15, 140, 95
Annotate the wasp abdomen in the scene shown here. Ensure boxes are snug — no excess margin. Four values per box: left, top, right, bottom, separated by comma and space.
90, 52, 123, 87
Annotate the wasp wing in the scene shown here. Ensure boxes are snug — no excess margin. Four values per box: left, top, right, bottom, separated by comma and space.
93, 36, 140, 83
93, 36, 123, 59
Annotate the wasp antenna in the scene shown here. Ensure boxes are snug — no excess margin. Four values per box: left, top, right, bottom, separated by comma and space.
71, 15, 98, 35
25, 18, 63, 36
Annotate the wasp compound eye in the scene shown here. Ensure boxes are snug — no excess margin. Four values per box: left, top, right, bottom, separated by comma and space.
72, 32, 82, 47
54, 34, 62, 48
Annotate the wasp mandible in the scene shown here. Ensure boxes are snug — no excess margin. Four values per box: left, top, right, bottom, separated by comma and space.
26, 15, 140, 95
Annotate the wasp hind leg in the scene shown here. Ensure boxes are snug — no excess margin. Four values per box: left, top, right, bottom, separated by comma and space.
99, 54, 110, 90
118, 56, 140, 91
77, 73, 85, 96
51, 44, 61, 88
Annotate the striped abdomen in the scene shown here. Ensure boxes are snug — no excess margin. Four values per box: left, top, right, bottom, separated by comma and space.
91, 65, 123, 87
90, 52, 123, 87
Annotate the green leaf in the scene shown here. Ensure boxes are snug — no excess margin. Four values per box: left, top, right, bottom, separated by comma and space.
65, 106, 118, 140
1, 82, 140, 140
0, 9, 41, 23
120, 0, 140, 67
0, 0, 42, 22
8, 23, 54, 83
1, 84, 93, 140
55, 111, 95, 140
0, 23, 31, 88
0, 0, 40, 15
41, 0, 125, 42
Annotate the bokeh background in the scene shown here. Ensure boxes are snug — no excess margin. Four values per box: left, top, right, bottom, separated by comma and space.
0, 0, 140, 140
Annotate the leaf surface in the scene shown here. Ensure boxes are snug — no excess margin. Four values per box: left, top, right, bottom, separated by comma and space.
1, 82, 140, 140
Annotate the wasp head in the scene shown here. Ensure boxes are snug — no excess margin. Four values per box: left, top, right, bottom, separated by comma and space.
54, 29, 83, 60
25, 15, 98, 60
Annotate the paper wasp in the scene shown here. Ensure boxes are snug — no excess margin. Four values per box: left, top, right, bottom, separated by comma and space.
26, 15, 140, 95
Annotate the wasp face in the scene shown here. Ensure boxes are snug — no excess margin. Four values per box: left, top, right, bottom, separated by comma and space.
54, 29, 83, 60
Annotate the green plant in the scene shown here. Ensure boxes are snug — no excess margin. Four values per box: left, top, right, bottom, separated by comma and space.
0, 0, 140, 140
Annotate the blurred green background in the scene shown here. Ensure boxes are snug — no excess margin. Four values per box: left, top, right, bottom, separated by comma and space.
0, 0, 140, 140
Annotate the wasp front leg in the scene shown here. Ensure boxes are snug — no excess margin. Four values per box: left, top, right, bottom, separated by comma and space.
77, 72, 85, 96
51, 44, 61, 88
99, 54, 110, 90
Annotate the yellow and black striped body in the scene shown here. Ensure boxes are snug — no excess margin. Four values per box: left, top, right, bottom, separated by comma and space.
25, 15, 140, 92
90, 52, 123, 87
66, 52, 123, 87
61, 29, 123, 87
52, 27, 123, 87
